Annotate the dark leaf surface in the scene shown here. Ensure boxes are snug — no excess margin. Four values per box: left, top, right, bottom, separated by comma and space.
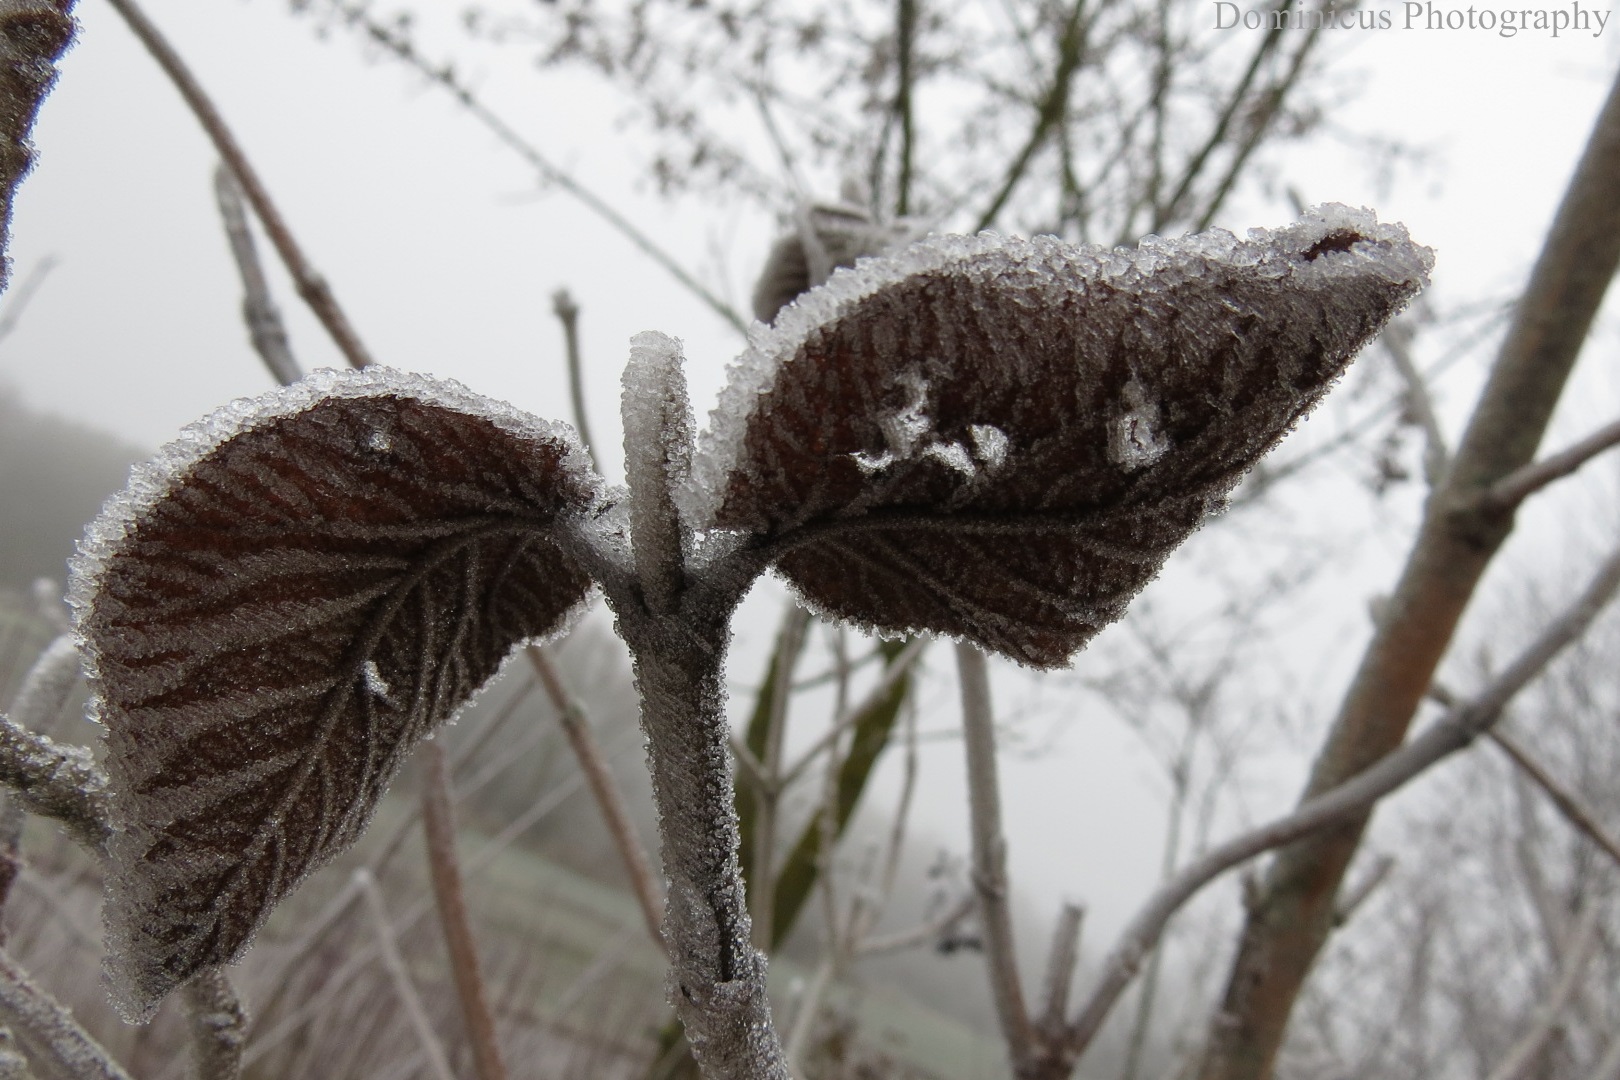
690, 206, 1431, 667
70, 368, 601, 1020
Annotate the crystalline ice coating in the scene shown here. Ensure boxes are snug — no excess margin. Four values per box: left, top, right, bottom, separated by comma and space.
362, 660, 391, 700
1109, 376, 1170, 472
69, 364, 610, 1022
924, 440, 976, 477
683, 204, 1429, 668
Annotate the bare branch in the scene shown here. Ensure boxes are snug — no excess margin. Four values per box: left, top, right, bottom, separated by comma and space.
780, 635, 930, 787
550, 288, 595, 460
1037, 902, 1085, 1035
181, 969, 247, 1080
1200, 64, 1620, 1079
0, 1025, 34, 1080
956, 642, 1038, 1066
1067, 540, 1620, 1063
894, 0, 918, 216
1483, 902, 1602, 1080
974, 0, 1087, 231
525, 644, 665, 948
1488, 727, 1620, 871
355, 869, 457, 1080
420, 742, 509, 1080
1332, 853, 1395, 928
104, 0, 375, 370
0, 947, 132, 1080
1383, 317, 1450, 486
213, 165, 301, 387
0, 648, 111, 855
333, 7, 747, 333
0, 256, 56, 345
1482, 415, 1620, 512
856, 894, 976, 957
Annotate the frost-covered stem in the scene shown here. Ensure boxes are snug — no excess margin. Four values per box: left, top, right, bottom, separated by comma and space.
526, 645, 664, 947
105, 0, 375, 370
955, 643, 1038, 1072
420, 743, 509, 1080
181, 969, 246, 1080
615, 598, 788, 1080
550, 289, 596, 458
1489, 728, 1620, 871
0, 947, 132, 1080
356, 870, 457, 1080
1484, 902, 1601, 1080
623, 332, 694, 615
0, 0, 75, 295
213, 165, 301, 388
0, 713, 110, 856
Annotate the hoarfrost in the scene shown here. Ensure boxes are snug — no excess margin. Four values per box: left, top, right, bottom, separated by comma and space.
680, 205, 1430, 667
69, 365, 608, 1021
1108, 376, 1170, 472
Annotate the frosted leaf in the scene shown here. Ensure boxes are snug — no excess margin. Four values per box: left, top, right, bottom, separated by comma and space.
689, 206, 1431, 667
68, 366, 604, 1021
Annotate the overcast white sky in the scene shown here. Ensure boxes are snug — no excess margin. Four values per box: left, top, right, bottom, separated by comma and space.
3, 0, 1619, 967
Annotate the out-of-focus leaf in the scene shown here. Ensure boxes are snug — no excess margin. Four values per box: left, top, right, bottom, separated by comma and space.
690, 206, 1432, 667
70, 368, 602, 1021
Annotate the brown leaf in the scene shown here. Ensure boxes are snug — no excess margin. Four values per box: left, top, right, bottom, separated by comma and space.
70, 369, 601, 1020
691, 207, 1432, 667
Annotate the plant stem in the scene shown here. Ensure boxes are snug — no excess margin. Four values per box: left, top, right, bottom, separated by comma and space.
615, 601, 788, 1080
105, 0, 375, 370
421, 742, 509, 1080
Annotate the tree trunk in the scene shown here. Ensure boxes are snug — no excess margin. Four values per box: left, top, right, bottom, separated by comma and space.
1194, 67, 1620, 1080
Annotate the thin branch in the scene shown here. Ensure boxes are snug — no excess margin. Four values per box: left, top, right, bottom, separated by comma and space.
1036, 902, 1085, 1035
1483, 902, 1602, 1080
525, 644, 664, 948
1191, 25, 1322, 233
0, 707, 112, 856
550, 288, 595, 459
421, 742, 509, 1080
780, 635, 930, 787
355, 869, 457, 1080
0, 800, 21, 947
104, 0, 375, 369
336, 8, 747, 333
1063, 540, 1620, 1063
1488, 727, 1620, 871
974, 0, 1088, 232
894, 0, 918, 216
213, 164, 301, 387
751, 604, 811, 950
1481, 415, 1620, 511
955, 642, 1038, 1065
0, 947, 132, 1080
856, 894, 977, 957
1384, 317, 1450, 486
1332, 853, 1395, 927
181, 969, 247, 1080
0, 256, 56, 345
